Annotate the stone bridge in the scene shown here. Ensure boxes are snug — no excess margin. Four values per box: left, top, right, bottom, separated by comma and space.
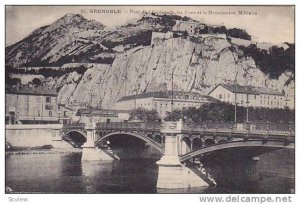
60, 120, 294, 189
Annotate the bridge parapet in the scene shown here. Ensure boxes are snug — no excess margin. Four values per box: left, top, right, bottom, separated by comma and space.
62, 123, 85, 129
179, 122, 293, 136
96, 122, 161, 132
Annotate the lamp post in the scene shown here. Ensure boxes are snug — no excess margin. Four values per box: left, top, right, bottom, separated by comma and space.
134, 89, 138, 110
246, 85, 249, 123
171, 69, 174, 122
123, 44, 130, 96
169, 68, 186, 122
89, 83, 100, 123
229, 46, 241, 124
234, 75, 237, 124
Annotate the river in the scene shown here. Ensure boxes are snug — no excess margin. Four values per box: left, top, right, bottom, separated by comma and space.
5, 149, 294, 194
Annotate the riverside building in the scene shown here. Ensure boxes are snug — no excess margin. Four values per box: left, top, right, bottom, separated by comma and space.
115, 91, 218, 119
208, 83, 286, 109
5, 85, 59, 124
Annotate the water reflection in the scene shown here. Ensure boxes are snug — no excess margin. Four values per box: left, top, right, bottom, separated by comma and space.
5, 149, 294, 194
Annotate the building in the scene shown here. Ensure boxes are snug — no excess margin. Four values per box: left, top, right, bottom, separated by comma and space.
208, 83, 286, 109
75, 108, 130, 124
5, 85, 59, 124
284, 85, 295, 110
172, 20, 206, 35
114, 91, 218, 119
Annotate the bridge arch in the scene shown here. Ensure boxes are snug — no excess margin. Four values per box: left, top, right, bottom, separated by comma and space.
62, 130, 87, 147
204, 138, 216, 146
146, 133, 153, 139
180, 140, 295, 162
192, 137, 203, 150
153, 134, 164, 144
95, 131, 164, 154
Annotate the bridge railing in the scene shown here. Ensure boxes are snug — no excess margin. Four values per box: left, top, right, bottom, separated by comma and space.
250, 122, 293, 133
66, 121, 294, 136
96, 122, 162, 131
181, 122, 294, 135
182, 122, 235, 131
62, 123, 85, 129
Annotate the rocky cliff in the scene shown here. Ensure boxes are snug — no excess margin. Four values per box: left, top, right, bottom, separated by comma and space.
43, 36, 293, 109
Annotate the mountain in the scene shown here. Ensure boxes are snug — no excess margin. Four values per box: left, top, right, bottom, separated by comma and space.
6, 13, 106, 68
5, 13, 187, 68
45, 37, 294, 109
6, 13, 295, 109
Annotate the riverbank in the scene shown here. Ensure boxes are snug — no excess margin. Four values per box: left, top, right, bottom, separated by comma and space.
5, 148, 82, 155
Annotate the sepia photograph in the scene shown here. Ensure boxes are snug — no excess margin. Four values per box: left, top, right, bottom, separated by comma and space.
4, 5, 295, 195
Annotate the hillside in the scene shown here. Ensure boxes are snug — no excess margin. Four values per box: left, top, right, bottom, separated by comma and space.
22, 37, 293, 109
6, 13, 106, 68
5, 13, 295, 109
5, 13, 188, 68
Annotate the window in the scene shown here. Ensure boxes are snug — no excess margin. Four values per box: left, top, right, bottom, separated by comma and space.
46, 96, 51, 103
241, 100, 243, 104
49, 111, 52, 117
254, 95, 256, 100
36, 96, 41, 103
64, 111, 67, 117
228, 94, 230, 99
219, 94, 222, 99
45, 104, 53, 110
25, 95, 30, 102
185, 95, 189, 99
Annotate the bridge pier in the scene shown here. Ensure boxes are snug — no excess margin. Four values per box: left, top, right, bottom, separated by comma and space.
156, 121, 209, 189
81, 123, 115, 161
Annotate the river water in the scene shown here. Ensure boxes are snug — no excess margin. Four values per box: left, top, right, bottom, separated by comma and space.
5, 149, 294, 194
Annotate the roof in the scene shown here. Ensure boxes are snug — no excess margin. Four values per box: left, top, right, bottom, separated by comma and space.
6, 85, 57, 96
76, 108, 129, 117
209, 83, 285, 96
117, 91, 219, 102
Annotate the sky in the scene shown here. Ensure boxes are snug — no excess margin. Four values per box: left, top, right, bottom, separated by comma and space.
5, 5, 294, 46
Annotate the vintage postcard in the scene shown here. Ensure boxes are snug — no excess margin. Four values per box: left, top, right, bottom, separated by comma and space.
5, 5, 295, 195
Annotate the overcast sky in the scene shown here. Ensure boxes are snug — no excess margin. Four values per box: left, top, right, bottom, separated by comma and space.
6, 5, 294, 46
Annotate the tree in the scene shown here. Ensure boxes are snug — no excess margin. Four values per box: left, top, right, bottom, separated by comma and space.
240, 44, 295, 79
129, 108, 160, 122
164, 109, 183, 121
32, 78, 42, 86
6, 77, 21, 86
164, 102, 294, 123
